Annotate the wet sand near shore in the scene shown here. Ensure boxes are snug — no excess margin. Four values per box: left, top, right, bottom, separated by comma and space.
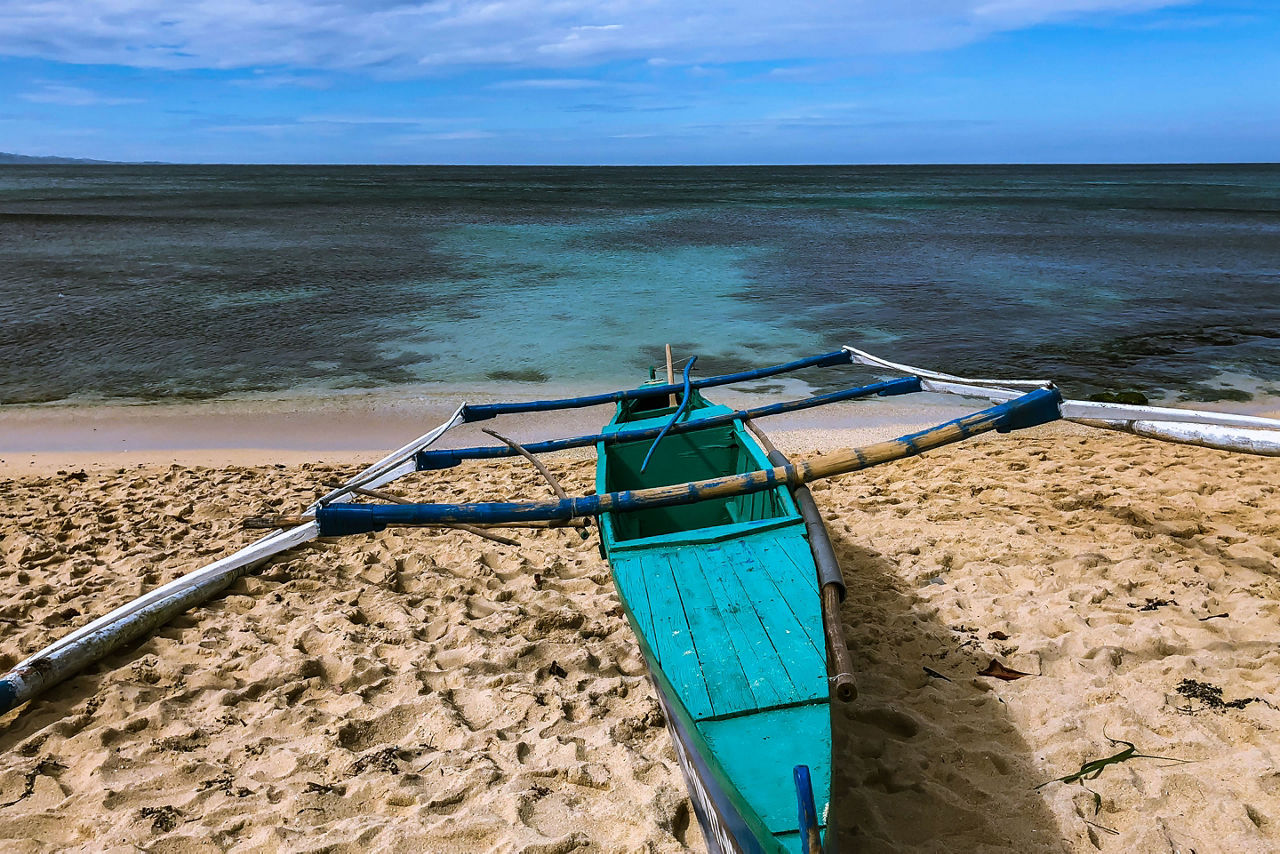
1, 409, 1278, 851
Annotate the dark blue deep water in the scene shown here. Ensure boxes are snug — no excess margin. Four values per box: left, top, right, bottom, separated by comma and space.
1, 164, 1277, 405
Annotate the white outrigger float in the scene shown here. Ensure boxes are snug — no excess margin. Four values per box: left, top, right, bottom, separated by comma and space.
844, 348, 1280, 457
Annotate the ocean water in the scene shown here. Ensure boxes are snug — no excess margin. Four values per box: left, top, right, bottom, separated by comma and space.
1, 164, 1277, 407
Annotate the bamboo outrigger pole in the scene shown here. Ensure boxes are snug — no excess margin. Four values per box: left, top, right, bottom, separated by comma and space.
314, 387, 1064, 536
843, 347, 1280, 457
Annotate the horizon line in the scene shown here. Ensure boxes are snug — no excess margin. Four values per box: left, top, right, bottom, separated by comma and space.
4, 157, 1280, 168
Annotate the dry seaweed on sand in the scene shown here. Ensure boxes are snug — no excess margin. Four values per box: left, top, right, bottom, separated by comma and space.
1038, 734, 1189, 790
1128, 597, 1176, 611
1038, 730, 1192, 834
1174, 678, 1274, 713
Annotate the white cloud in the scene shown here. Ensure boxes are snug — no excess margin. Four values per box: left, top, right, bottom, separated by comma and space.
428, 129, 495, 139
0, 1, 1194, 75
20, 83, 142, 106
233, 71, 333, 88
491, 77, 604, 89
209, 115, 487, 136
297, 114, 450, 125
208, 123, 300, 134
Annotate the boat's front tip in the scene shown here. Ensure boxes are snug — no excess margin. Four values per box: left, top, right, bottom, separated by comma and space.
0, 677, 18, 715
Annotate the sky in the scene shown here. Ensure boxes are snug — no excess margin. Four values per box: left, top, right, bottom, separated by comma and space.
0, 0, 1276, 164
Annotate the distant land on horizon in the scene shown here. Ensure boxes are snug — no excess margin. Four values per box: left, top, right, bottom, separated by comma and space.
0, 151, 121, 164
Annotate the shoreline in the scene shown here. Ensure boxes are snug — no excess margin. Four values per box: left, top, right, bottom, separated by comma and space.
0, 386, 979, 472
4, 384, 1277, 475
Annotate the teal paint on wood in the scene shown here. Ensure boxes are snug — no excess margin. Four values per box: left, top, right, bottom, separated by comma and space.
698, 702, 833, 837
665, 547, 758, 717
637, 551, 717, 721
688, 543, 793, 713
744, 537, 827, 660
698, 535, 828, 709
621, 602, 795, 852
609, 552, 658, 651
608, 529, 828, 722
606, 516, 799, 554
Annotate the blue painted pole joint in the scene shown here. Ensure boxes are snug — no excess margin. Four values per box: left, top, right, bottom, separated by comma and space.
993, 387, 1063, 433
793, 764, 823, 854
316, 505, 384, 537
0, 678, 17, 716
879, 376, 923, 396
416, 449, 465, 470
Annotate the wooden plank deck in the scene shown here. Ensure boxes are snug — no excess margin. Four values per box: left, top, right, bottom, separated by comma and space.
610, 524, 828, 722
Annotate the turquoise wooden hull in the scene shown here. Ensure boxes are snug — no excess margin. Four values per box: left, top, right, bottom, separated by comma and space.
597, 390, 832, 854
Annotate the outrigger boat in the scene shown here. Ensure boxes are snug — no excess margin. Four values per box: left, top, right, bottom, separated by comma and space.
2, 348, 1277, 854
591, 366, 844, 853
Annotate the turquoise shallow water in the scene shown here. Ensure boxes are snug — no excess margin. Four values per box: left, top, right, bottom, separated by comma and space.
1, 164, 1277, 406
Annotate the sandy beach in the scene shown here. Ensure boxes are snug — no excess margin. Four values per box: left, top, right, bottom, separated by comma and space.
1, 402, 1278, 852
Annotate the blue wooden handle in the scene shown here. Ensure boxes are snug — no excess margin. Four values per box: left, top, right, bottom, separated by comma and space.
794, 764, 823, 854
640, 356, 695, 473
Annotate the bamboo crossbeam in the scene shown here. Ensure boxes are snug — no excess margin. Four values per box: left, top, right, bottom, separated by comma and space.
317, 387, 1063, 536
416, 377, 920, 471
459, 350, 854, 421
